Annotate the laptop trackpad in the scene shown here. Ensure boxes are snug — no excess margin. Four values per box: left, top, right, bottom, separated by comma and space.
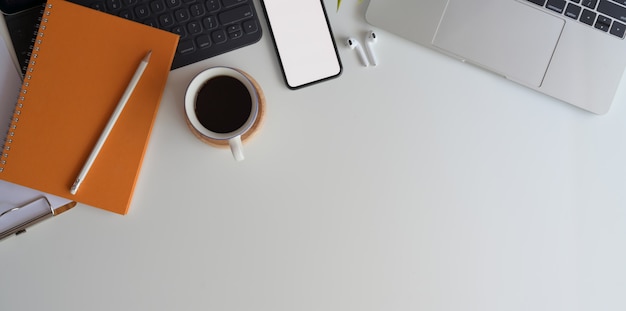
433, 0, 563, 87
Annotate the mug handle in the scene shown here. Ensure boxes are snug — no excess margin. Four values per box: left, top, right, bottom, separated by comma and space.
228, 135, 245, 161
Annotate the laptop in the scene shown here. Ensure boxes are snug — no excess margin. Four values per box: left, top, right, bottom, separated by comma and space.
366, 0, 626, 114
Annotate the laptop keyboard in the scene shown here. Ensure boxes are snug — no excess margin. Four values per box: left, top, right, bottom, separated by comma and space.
68, 0, 263, 69
526, 0, 626, 38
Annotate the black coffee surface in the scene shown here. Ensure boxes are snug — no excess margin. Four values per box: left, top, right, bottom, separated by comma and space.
195, 76, 252, 134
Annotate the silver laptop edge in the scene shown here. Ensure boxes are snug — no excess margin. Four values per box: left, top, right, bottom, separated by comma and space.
366, 0, 626, 114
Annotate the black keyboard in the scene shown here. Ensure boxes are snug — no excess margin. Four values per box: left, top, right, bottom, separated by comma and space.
68, 0, 263, 69
527, 0, 626, 38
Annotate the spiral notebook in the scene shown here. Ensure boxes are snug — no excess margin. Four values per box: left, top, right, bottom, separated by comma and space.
1, 32, 75, 235
0, 0, 179, 214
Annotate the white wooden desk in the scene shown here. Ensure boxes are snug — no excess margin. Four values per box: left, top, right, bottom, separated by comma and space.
2, 1, 626, 310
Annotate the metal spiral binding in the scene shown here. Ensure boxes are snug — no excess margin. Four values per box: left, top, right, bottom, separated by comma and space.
0, 3, 52, 173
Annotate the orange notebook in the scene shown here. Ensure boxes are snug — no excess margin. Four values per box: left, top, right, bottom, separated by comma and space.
0, 0, 179, 214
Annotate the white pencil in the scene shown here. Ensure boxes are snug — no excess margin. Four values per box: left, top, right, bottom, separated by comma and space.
70, 50, 152, 195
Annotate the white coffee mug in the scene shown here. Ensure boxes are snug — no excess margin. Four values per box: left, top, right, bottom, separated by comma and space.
184, 67, 263, 161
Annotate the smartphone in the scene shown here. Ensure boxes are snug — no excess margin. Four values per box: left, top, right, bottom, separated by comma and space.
260, 0, 342, 89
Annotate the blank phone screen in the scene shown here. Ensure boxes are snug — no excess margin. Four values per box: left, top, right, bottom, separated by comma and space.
261, 0, 342, 89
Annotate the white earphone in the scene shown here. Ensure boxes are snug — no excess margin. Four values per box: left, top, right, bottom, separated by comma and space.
365, 31, 378, 66
345, 31, 379, 67
346, 37, 369, 67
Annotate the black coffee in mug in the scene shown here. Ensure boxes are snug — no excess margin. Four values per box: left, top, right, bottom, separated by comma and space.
194, 76, 252, 134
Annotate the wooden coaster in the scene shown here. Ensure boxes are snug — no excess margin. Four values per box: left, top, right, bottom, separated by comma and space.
186, 70, 265, 148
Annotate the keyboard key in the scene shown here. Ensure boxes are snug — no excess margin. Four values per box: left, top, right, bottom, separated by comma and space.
219, 4, 253, 24
527, 0, 546, 6
165, 0, 181, 8
206, 0, 221, 12
212, 29, 227, 44
611, 0, 626, 6
178, 40, 195, 54
134, 4, 150, 18
597, 14, 613, 24
582, 0, 598, 8
598, 0, 626, 23
189, 3, 205, 16
90, 2, 106, 11
175, 8, 190, 22
610, 20, 626, 37
188, 20, 202, 34
565, 3, 582, 19
243, 19, 258, 34
594, 15, 611, 30
143, 18, 157, 27
227, 24, 243, 39
159, 13, 175, 27
171, 25, 187, 38
203, 16, 218, 29
119, 9, 133, 19
196, 35, 212, 48
107, 0, 122, 10
222, 0, 246, 8
580, 8, 597, 25
546, 0, 566, 13
151, 0, 166, 13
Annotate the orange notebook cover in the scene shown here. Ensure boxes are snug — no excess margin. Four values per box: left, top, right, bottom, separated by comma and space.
0, 0, 179, 214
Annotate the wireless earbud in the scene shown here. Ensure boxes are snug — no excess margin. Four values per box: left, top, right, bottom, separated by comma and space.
365, 31, 378, 66
346, 38, 369, 67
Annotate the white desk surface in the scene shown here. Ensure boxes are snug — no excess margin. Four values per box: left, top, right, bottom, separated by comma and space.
2, 1, 626, 310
